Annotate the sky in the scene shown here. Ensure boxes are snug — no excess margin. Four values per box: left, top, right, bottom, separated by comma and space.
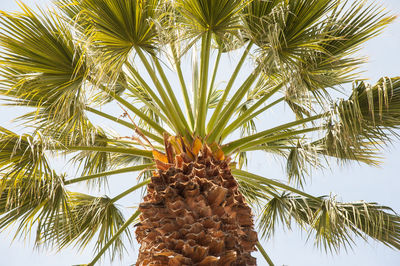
0, 0, 400, 266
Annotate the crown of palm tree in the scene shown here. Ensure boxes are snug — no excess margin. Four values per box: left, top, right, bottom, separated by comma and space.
1, 0, 400, 265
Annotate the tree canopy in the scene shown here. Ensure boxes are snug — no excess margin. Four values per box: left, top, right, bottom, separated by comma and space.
0, 0, 399, 265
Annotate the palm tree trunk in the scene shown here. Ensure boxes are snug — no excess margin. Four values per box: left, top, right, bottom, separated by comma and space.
135, 143, 258, 265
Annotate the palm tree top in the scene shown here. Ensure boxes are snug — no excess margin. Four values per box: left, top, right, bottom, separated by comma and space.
0, 0, 400, 264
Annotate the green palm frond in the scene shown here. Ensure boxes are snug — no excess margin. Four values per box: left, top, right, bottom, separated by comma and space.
244, 0, 395, 107
123, 74, 165, 131
56, 0, 90, 32
312, 129, 383, 166
0, 171, 69, 242
67, 133, 153, 187
340, 77, 400, 136
81, 0, 161, 68
87, 210, 140, 266
56, 0, 81, 18
0, 5, 89, 138
220, 81, 284, 140
315, 77, 400, 165
259, 193, 400, 252
234, 171, 278, 209
286, 141, 320, 189
0, 0, 400, 264
67, 128, 113, 176
236, 151, 248, 169
207, 86, 223, 109
244, 0, 337, 74
92, 72, 128, 105
0, 127, 53, 191
288, 0, 395, 102
41, 193, 131, 261
213, 30, 245, 53
285, 97, 312, 120
238, 101, 257, 137
223, 114, 325, 154
175, 0, 248, 39
71, 144, 147, 187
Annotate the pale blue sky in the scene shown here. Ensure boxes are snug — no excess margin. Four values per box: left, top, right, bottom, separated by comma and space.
0, 1, 400, 265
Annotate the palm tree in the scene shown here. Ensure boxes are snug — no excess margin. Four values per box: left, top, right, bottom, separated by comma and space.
1, 0, 400, 265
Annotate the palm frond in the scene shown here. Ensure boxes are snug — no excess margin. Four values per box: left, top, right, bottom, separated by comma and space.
286, 141, 320, 189
223, 114, 325, 154
80, 0, 161, 74
175, 0, 248, 40
0, 171, 70, 244
41, 193, 131, 261
238, 101, 257, 137
244, 0, 337, 75
259, 193, 400, 252
56, 0, 90, 32
243, 0, 395, 107
0, 0, 399, 264
124, 74, 165, 132
340, 77, 400, 136
207, 86, 223, 109
286, 0, 395, 104
312, 130, 383, 166
0, 5, 90, 138
315, 77, 400, 165
0, 127, 53, 192
232, 169, 319, 201
91, 72, 128, 105
68, 136, 153, 187
87, 210, 140, 266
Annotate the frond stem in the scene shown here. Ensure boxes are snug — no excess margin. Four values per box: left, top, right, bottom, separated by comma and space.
256, 242, 275, 266
97, 85, 167, 135
86, 107, 164, 144
171, 42, 195, 129
125, 61, 169, 116
239, 126, 324, 151
208, 48, 222, 104
223, 113, 328, 153
65, 164, 154, 185
122, 63, 172, 127
55, 146, 153, 158
207, 41, 253, 132
152, 55, 192, 140
196, 31, 212, 136
232, 169, 320, 201
110, 179, 150, 203
135, 46, 186, 135
221, 95, 285, 140
207, 68, 259, 143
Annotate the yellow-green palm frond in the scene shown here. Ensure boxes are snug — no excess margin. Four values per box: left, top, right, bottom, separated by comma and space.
0, 4, 91, 139
259, 193, 400, 252
243, 0, 395, 106
70, 137, 152, 187
175, 0, 249, 39
244, 0, 338, 72
81, 0, 161, 67
41, 193, 132, 261
0, 171, 70, 244
1, 0, 400, 264
315, 77, 400, 165
0, 127, 53, 192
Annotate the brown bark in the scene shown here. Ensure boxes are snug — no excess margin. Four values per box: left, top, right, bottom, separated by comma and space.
135, 142, 258, 265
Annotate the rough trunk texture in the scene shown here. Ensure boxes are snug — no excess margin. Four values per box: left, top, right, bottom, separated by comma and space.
135, 142, 258, 265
